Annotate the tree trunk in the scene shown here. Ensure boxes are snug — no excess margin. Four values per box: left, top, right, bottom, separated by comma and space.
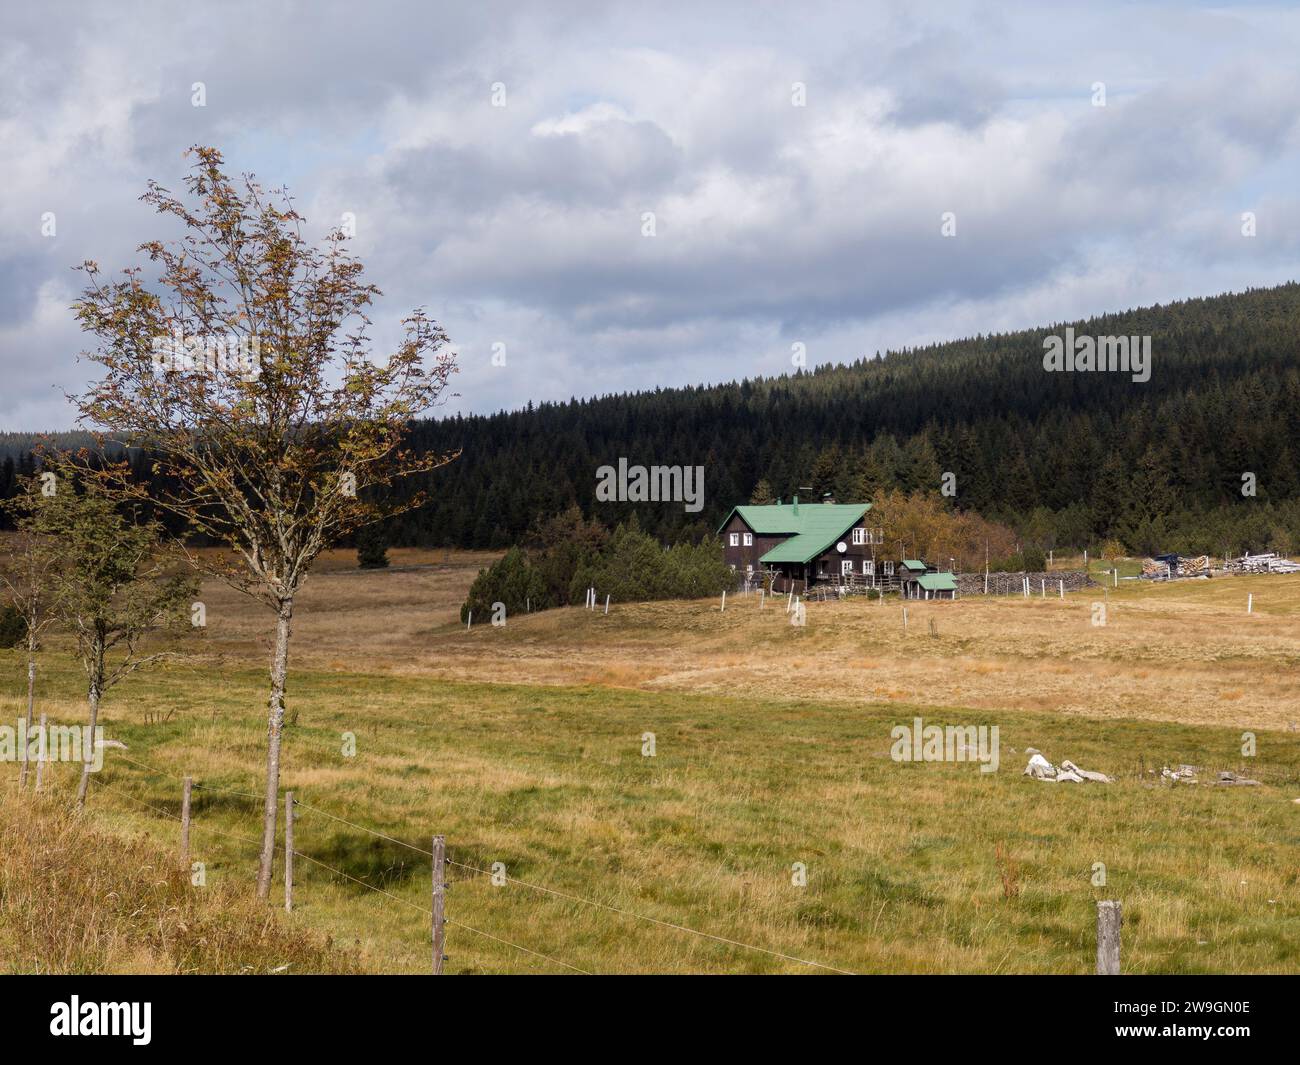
257, 598, 294, 899
19, 653, 35, 789
76, 671, 102, 809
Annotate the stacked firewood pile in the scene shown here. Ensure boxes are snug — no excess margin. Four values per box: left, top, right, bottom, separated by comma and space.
955, 570, 1093, 596
1225, 552, 1300, 574
1141, 554, 1211, 579
1141, 558, 1172, 579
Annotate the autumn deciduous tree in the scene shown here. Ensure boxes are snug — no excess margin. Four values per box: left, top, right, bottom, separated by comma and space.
0, 480, 58, 789
869, 488, 1017, 572
73, 147, 458, 896
19, 461, 195, 806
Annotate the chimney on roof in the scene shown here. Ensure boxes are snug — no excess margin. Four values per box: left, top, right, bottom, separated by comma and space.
822, 492, 835, 504
775, 496, 782, 506
792, 494, 799, 514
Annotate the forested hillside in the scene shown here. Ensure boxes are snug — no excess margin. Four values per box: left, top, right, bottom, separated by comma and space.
4, 283, 1300, 556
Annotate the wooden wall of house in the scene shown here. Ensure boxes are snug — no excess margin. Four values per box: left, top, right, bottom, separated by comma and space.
720, 512, 786, 574
722, 509, 897, 586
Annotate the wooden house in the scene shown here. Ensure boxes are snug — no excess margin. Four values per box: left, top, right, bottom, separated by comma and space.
717, 496, 889, 593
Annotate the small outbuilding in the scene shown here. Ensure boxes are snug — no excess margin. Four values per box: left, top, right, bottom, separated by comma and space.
914, 572, 958, 600
897, 559, 929, 598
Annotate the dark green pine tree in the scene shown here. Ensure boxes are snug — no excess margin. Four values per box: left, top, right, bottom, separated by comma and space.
809, 444, 841, 499
356, 524, 390, 569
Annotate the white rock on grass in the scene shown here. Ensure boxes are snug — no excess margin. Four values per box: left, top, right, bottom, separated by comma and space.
1023, 752, 1111, 784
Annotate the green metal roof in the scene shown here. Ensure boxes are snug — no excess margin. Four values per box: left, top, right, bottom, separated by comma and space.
901, 559, 928, 572
916, 572, 957, 591
716, 502, 870, 565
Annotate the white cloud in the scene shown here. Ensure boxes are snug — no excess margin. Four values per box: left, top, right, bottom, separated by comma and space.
2, 1, 1299, 428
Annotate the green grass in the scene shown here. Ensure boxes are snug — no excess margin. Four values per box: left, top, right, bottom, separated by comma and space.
4, 650, 1298, 974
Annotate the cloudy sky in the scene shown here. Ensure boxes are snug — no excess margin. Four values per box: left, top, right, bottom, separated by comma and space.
2, 0, 1299, 429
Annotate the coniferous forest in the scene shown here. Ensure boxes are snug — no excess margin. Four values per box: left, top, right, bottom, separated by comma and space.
3, 282, 1300, 558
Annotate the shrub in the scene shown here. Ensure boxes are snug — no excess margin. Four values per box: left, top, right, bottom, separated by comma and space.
568, 518, 732, 604
356, 524, 390, 569
461, 547, 547, 623
461, 512, 733, 621
0, 605, 26, 649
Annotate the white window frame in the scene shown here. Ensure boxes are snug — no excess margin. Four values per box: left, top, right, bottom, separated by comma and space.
851, 527, 866, 545
884, 561, 895, 576
729, 533, 739, 547
841, 560, 853, 575
743, 532, 753, 546
863, 559, 874, 575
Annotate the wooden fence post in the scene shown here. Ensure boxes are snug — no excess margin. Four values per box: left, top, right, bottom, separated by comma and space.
181, 776, 193, 867
34, 713, 47, 793
432, 835, 446, 975
284, 791, 294, 913
1096, 899, 1121, 974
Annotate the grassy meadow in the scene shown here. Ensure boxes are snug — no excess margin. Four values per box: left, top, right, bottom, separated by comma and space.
2, 550, 1299, 974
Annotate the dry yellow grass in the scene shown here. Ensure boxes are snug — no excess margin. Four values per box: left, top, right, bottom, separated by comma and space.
0, 788, 356, 974
187, 553, 1300, 732
4, 551, 1298, 974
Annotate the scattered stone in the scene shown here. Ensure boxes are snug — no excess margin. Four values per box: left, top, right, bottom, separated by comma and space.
1214, 771, 1260, 787
1061, 759, 1113, 784
1024, 753, 1055, 779
1023, 752, 1111, 784
1160, 765, 1198, 783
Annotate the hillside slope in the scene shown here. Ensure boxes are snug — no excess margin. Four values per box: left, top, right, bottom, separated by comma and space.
5, 282, 1300, 554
